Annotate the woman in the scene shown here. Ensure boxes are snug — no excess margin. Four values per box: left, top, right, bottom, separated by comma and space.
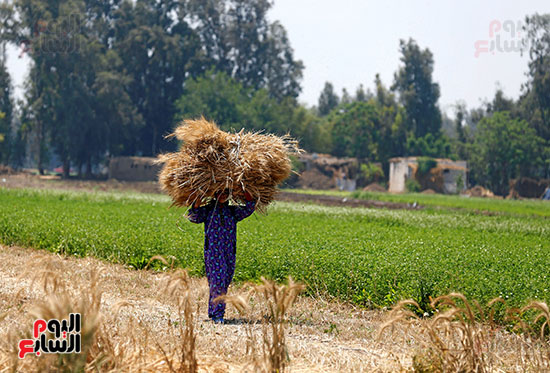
187, 190, 256, 324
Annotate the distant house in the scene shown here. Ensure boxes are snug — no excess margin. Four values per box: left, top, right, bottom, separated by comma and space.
389, 157, 467, 194
297, 153, 358, 191
108, 156, 161, 182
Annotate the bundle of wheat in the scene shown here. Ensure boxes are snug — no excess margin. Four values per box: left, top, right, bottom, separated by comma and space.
156, 118, 302, 212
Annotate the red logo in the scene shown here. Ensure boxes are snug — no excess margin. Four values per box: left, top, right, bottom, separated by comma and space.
18, 313, 81, 359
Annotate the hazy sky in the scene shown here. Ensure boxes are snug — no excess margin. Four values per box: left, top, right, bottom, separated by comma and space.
269, 0, 550, 115
6, 1, 550, 117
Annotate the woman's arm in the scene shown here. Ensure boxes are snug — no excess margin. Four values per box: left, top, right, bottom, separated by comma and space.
187, 202, 210, 223
232, 193, 256, 222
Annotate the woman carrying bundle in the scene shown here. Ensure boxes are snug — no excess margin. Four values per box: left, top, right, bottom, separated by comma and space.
187, 189, 256, 324
157, 118, 300, 323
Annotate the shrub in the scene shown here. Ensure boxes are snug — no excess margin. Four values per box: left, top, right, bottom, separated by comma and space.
405, 178, 421, 192
359, 163, 384, 186
417, 157, 437, 176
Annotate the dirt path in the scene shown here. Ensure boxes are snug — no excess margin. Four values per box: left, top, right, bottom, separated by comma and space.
276, 191, 421, 210
0, 245, 411, 372
0, 173, 162, 195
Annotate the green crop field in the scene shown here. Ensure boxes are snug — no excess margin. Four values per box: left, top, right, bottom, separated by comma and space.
1, 187, 549, 314
284, 188, 550, 217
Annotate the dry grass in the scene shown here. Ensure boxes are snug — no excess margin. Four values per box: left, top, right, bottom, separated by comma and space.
0, 254, 224, 372
0, 245, 413, 372
156, 118, 302, 212
221, 277, 306, 372
0, 257, 168, 371
505, 301, 550, 371
5, 245, 550, 372
155, 267, 198, 373
0, 248, 350, 372
1, 265, 103, 370
378, 293, 550, 372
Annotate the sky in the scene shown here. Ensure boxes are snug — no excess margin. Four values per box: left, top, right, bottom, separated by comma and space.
269, 0, 550, 115
6, 1, 550, 117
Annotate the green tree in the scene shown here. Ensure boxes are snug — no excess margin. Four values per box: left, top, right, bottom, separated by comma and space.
453, 103, 468, 160
392, 39, 442, 139
372, 73, 407, 169
0, 2, 15, 165
12, 0, 89, 176
11, 0, 147, 177
184, 0, 303, 100
114, 0, 203, 156
329, 101, 380, 160
470, 112, 543, 195
340, 88, 352, 106
21, 66, 51, 175
92, 51, 145, 159
174, 69, 247, 131
488, 88, 516, 114
317, 81, 339, 116
174, 69, 307, 142
261, 21, 303, 100
0, 53, 12, 164
8, 110, 27, 169
358, 162, 384, 185
294, 106, 327, 153
406, 133, 451, 158
355, 84, 369, 102
522, 14, 550, 141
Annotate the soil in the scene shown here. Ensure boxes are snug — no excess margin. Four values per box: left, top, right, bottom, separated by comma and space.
0, 172, 162, 194
508, 177, 550, 199
295, 169, 334, 190
421, 189, 436, 194
277, 191, 421, 210
362, 183, 387, 193
464, 185, 495, 198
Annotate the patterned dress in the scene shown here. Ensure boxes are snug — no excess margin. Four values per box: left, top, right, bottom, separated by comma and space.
187, 199, 256, 319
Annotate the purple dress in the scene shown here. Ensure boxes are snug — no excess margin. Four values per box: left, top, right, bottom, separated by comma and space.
187, 199, 256, 319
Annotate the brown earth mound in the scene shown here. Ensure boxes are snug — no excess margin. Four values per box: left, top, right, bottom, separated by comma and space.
363, 183, 386, 192
0, 165, 15, 175
413, 165, 445, 194
508, 177, 550, 199
465, 185, 495, 198
297, 168, 334, 190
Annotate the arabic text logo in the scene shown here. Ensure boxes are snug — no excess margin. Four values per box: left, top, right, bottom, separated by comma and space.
18, 313, 81, 359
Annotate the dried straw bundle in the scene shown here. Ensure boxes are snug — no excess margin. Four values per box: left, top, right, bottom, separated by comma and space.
156, 118, 302, 212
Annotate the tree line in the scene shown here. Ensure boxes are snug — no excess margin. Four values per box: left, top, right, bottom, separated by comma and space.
0, 1, 548, 196
0, 0, 303, 177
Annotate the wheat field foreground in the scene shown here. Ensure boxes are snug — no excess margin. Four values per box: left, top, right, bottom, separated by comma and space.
1, 245, 549, 372
0, 245, 409, 372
